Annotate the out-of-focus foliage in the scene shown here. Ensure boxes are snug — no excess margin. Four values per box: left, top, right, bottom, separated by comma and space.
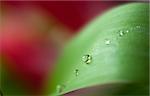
0, 3, 71, 95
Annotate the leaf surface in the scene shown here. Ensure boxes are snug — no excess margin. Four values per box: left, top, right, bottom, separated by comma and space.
47, 3, 149, 96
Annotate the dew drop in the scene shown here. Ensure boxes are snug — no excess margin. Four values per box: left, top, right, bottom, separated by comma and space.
82, 54, 92, 64
126, 30, 129, 33
75, 69, 79, 76
119, 30, 124, 36
105, 39, 111, 45
56, 85, 62, 93
56, 84, 65, 94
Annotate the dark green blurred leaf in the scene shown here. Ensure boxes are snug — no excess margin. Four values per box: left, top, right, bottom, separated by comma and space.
1, 60, 28, 95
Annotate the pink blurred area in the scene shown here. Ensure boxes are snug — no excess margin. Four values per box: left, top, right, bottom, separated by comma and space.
1, 1, 127, 95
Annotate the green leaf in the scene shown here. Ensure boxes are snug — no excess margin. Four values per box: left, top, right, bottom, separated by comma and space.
46, 3, 149, 96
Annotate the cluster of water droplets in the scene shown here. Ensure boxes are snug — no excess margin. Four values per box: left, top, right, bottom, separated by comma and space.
73, 25, 142, 78
105, 25, 142, 46
56, 25, 142, 94
73, 55, 92, 78
118, 29, 129, 37
104, 28, 130, 46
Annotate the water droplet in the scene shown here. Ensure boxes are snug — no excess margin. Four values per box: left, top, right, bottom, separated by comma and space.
56, 84, 65, 94
75, 69, 79, 76
82, 54, 92, 64
119, 30, 129, 37
119, 30, 124, 36
105, 39, 111, 45
56, 85, 62, 93
126, 30, 129, 33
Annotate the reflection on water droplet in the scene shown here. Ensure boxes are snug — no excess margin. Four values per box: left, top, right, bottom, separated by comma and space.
119, 29, 129, 37
119, 30, 124, 36
105, 39, 111, 45
75, 69, 79, 76
82, 54, 92, 64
